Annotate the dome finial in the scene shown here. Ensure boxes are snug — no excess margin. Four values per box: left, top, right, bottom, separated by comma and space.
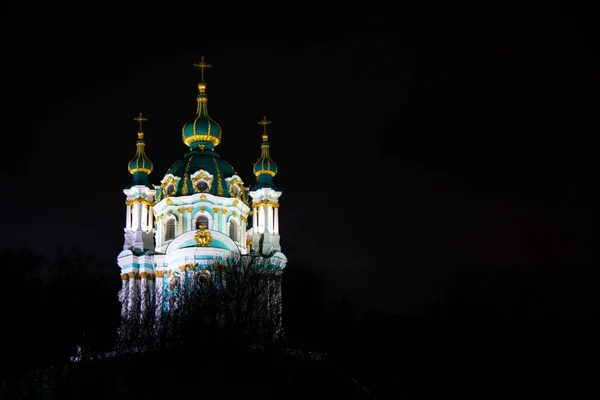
258, 115, 272, 141
193, 56, 211, 82
134, 112, 148, 139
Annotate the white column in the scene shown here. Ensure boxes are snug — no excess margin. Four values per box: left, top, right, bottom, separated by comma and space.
131, 203, 137, 231
137, 202, 143, 231
132, 206, 136, 231
149, 206, 154, 231
212, 208, 219, 231
267, 205, 273, 233
142, 204, 147, 231
221, 210, 226, 232
274, 206, 279, 234
187, 209, 192, 232
252, 207, 258, 233
126, 205, 132, 231
259, 206, 265, 233
132, 202, 141, 231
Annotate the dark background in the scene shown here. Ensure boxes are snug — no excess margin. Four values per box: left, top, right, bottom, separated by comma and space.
1, 3, 598, 397
4, 3, 596, 314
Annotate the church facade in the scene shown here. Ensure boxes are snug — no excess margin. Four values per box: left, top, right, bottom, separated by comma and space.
116, 57, 286, 321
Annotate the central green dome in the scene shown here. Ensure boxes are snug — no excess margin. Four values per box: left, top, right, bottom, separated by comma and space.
159, 150, 239, 198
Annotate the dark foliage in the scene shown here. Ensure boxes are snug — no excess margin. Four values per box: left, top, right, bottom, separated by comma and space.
1, 247, 597, 399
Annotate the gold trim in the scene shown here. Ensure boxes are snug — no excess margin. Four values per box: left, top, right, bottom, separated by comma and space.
182, 155, 193, 195
125, 198, 155, 206
139, 272, 155, 280
212, 157, 224, 195
252, 200, 280, 208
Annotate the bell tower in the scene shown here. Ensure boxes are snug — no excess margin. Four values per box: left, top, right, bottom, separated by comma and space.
249, 116, 282, 255
123, 112, 156, 252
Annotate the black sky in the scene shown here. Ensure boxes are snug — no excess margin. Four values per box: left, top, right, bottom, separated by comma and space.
2, 3, 597, 316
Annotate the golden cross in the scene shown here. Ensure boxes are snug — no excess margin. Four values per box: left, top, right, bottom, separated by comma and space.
134, 112, 147, 131
258, 116, 272, 135
193, 56, 212, 82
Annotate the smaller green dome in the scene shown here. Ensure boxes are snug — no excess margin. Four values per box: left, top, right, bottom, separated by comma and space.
128, 131, 154, 174
252, 117, 279, 190
181, 82, 222, 151
252, 133, 278, 177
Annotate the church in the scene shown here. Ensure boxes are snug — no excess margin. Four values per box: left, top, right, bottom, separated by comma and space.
116, 57, 287, 321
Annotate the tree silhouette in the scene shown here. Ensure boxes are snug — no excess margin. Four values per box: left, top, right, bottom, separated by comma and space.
0, 246, 120, 399
111, 253, 285, 358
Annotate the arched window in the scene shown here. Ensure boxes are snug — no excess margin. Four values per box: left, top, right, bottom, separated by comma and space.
165, 218, 175, 241
165, 183, 175, 196
229, 219, 239, 243
196, 215, 209, 229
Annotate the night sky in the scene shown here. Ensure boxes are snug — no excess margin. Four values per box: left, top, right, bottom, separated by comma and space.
2, 4, 597, 317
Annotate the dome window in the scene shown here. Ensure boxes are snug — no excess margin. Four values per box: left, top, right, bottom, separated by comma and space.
190, 169, 214, 194
195, 179, 210, 192
226, 175, 244, 198
160, 174, 181, 198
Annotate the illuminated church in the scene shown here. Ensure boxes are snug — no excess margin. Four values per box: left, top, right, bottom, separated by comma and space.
116, 57, 286, 320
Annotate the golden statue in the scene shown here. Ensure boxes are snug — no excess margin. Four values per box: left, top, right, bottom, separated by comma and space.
194, 225, 212, 246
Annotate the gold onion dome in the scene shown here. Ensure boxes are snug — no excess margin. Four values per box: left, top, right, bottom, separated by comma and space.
181, 56, 222, 151
127, 113, 154, 187
252, 116, 279, 190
